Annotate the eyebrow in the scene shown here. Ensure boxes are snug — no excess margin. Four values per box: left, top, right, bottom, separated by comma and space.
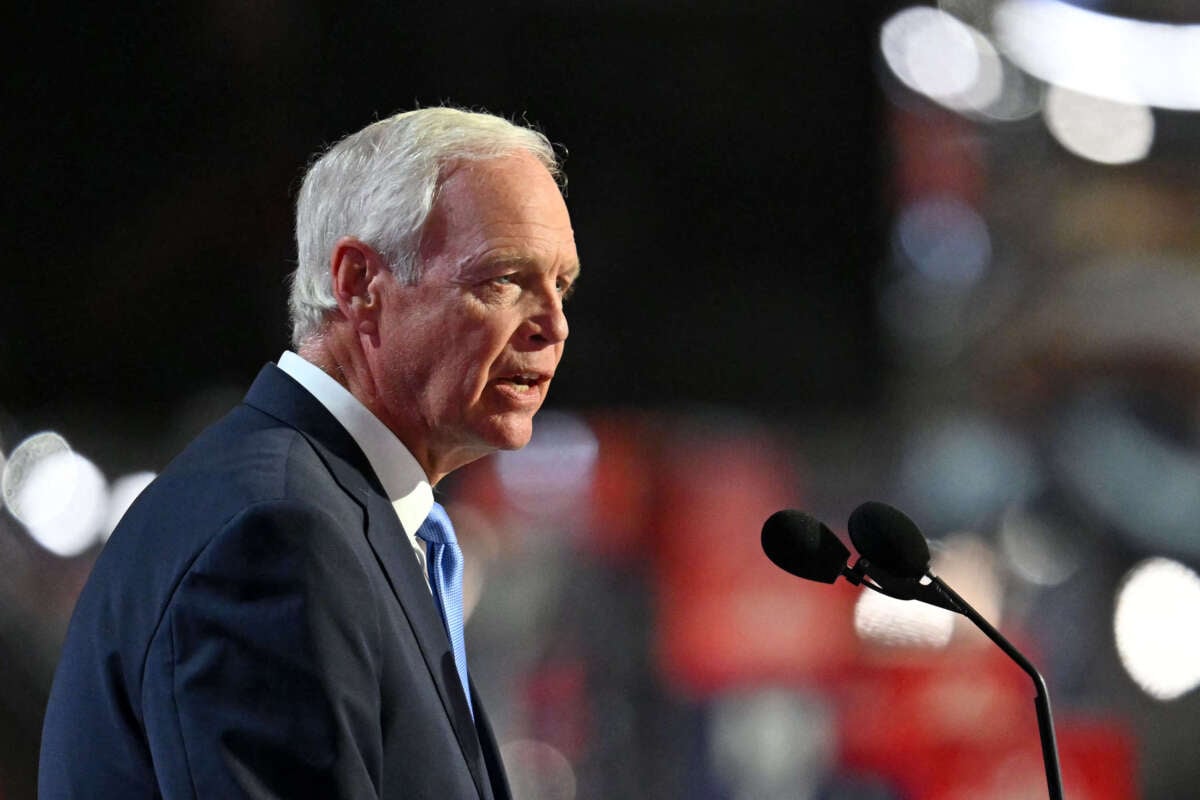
468, 253, 582, 281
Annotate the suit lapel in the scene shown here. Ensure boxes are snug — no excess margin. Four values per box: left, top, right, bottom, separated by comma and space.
243, 364, 494, 799
361, 492, 492, 799
472, 684, 512, 800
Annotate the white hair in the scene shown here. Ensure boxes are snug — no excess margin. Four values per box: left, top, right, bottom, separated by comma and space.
289, 107, 562, 347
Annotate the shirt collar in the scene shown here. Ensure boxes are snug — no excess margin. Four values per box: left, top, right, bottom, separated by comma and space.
277, 351, 434, 537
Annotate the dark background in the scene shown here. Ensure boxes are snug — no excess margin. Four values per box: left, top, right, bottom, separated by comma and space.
3, 1, 890, 438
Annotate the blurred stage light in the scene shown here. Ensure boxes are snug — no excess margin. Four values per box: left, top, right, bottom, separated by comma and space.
855, 586, 956, 648
945, 28, 1004, 114
3, 431, 71, 519
104, 471, 157, 541
1054, 392, 1200, 558
895, 196, 992, 287
500, 739, 576, 800
978, 58, 1043, 122
882, 8, 979, 99
997, 506, 1081, 587
1043, 85, 1154, 165
1114, 557, 1200, 701
708, 689, 834, 799
995, 0, 1200, 111
4, 435, 108, 557
881, 7, 1011, 115
878, 197, 1007, 365
937, 0, 1045, 121
495, 411, 598, 522
898, 414, 1040, 530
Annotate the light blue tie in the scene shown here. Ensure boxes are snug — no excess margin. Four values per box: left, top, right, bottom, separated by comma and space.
416, 502, 473, 718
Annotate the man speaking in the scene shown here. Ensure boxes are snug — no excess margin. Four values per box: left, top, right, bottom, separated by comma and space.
39, 107, 579, 799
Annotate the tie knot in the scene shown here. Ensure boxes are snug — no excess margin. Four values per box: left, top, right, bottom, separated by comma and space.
415, 502, 457, 547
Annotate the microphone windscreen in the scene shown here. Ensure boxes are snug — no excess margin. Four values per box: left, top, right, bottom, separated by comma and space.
847, 501, 931, 579
761, 509, 850, 584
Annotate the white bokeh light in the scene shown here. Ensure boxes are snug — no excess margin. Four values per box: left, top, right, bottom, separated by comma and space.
1043, 85, 1154, 165
882, 7, 981, 101
1114, 557, 1200, 701
996, 0, 1200, 111
855, 586, 956, 648
2, 431, 71, 515
881, 7, 1017, 117
9, 449, 109, 557
978, 58, 1043, 122
953, 28, 1004, 113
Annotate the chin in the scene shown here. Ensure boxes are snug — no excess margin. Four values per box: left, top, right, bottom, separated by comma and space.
479, 416, 535, 452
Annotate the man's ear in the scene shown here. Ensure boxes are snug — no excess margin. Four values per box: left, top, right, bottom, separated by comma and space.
330, 237, 384, 334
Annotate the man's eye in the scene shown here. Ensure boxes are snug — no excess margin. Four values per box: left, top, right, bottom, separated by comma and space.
557, 278, 576, 301
491, 274, 516, 287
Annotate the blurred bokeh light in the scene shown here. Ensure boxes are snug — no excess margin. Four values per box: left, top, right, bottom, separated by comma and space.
1114, 558, 1200, 701
995, 0, 1200, 111
3, 433, 108, 558
1043, 86, 1155, 165
11, 451, 107, 559
854, 588, 957, 648
997, 505, 1082, 587
708, 689, 835, 800
494, 411, 599, 525
1, 433, 70, 518
881, 8, 985, 103
500, 739, 577, 800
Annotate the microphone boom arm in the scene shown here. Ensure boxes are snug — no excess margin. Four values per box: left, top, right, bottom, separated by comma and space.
851, 558, 961, 613
927, 575, 1064, 800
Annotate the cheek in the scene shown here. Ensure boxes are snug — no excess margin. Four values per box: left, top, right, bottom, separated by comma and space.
418, 308, 522, 401
430, 343, 493, 403
461, 319, 518, 366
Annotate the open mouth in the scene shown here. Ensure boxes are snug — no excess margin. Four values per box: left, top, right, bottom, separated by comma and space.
498, 373, 542, 393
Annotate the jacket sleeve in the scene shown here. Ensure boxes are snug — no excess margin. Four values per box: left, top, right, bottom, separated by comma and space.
140, 500, 384, 799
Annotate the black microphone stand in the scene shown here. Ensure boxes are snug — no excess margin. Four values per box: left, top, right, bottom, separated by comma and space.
927, 575, 1064, 800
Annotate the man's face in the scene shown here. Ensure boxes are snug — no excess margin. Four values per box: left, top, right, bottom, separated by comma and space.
367, 152, 579, 476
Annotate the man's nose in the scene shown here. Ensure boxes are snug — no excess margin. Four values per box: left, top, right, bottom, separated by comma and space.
527, 290, 569, 345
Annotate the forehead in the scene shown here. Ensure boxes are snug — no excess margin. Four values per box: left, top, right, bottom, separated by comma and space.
418, 152, 577, 270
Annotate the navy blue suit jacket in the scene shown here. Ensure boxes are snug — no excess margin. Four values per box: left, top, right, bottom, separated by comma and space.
39, 364, 510, 799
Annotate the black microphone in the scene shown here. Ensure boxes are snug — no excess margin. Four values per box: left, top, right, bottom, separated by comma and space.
761, 510, 851, 584
761, 509, 961, 612
843, 500, 1064, 800
847, 500, 930, 579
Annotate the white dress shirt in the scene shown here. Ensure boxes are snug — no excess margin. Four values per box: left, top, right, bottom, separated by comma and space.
277, 351, 433, 573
